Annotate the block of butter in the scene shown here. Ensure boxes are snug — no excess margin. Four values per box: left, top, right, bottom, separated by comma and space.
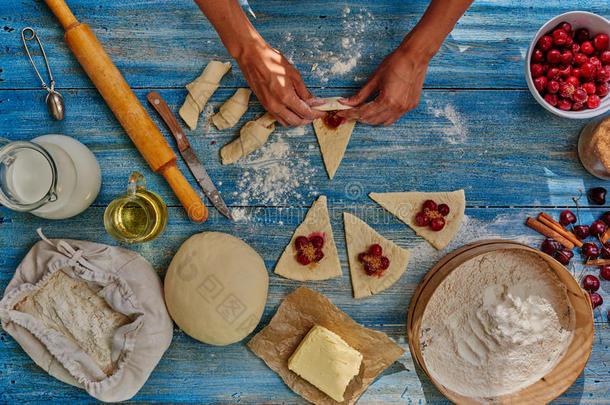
288, 325, 363, 402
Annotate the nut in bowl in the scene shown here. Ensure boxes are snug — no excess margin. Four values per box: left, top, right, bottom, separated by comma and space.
526, 11, 610, 118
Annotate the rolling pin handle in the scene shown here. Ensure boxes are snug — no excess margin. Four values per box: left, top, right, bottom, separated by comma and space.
161, 165, 208, 223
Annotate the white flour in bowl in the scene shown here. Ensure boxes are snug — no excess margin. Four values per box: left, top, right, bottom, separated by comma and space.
420, 249, 574, 399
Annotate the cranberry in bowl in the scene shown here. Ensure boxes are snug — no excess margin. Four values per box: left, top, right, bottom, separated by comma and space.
526, 11, 610, 119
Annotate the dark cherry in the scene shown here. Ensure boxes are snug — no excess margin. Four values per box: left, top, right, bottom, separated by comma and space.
594, 33, 610, 51
541, 238, 561, 255
314, 249, 324, 262
575, 28, 590, 44
294, 236, 309, 250
556, 21, 572, 33
363, 262, 376, 276
415, 211, 430, 227
437, 204, 450, 216
590, 220, 607, 237
559, 210, 577, 226
379, 256, 390, 270
574, 224, 590, 240
600, 265, 610, 280
422, 199, 437, 211
323, 111, 346, 129
357, 252, 367, 263
582, 274, 601, 291
430, 217, 445, 232
309, 235, 324, 249
532, 48, 545, 63
296, 253, 311, 265
602, 211, 610, 225
601, 242, 610, 259
587, 187, 607, 205
368, 244, 383, 256
555, 249, 573, 265
590, 292, 603, 309
582, 242, 600, 259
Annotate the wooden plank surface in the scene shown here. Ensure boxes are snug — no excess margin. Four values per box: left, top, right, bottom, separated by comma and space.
0, 0, 609, 403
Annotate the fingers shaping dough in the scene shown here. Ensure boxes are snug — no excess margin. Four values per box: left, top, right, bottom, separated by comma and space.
179, 61, 231, 130
212, 88, 252, 130
220, 112, 276, 165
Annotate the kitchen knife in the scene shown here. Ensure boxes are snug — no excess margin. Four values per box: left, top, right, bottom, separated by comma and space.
147, 91, 233, 221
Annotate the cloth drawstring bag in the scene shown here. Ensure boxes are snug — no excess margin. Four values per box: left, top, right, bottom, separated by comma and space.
0, 230, 173, 402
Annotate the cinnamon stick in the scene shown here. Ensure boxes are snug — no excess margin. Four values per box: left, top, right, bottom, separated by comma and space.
537, 213, 583, 248
526, 217, 575, 250
584, 259, 610, 266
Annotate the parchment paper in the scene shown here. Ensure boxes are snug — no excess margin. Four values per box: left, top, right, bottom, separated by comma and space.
248, 286, 405, 404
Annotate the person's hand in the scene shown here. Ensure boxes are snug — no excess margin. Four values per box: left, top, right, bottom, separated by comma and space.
337, 46, 431, 126
235, 41, 325, 126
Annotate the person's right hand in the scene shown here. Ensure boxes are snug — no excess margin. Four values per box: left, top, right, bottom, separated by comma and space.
235, 42, 325, 126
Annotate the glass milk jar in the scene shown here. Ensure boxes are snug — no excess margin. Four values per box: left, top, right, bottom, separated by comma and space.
0, 134, 101, 219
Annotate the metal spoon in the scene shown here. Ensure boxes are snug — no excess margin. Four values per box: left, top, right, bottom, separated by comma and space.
21, 27, 65, 120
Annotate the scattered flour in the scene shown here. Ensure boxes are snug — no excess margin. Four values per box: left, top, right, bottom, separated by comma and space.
430, 104, 468, 145
285, 126, 306, 137
200, 102, 217, 134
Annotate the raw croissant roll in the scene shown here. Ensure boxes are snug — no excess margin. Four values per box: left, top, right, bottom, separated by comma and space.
212, 88, 252, 130
220, 112, 276, 164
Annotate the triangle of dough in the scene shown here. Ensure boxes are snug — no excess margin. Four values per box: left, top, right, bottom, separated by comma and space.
343, 212, 411, 299
313, 118, 356, 179
274, 196, 342, 281
369, 190, 465, 250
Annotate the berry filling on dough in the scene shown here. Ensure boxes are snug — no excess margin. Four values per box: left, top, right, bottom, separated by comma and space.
414, 199, 450, 232
294, 233, 326, 265
323, 111, 347, 129
357, 244, 390, 277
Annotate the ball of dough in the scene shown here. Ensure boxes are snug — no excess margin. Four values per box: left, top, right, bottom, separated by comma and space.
164, 232, 268, 345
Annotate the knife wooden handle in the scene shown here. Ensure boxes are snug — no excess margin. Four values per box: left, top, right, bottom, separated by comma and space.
147, 91, 191, 152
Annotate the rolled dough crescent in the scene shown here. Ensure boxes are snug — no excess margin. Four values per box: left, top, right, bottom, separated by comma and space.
312, 96, 353, 111
212, 88, 252, 130
179, 61, 231, 130
369, 190, 466, 250
274, 195, 342, 281
220, 112, 276, 165
343, 212, 411, 299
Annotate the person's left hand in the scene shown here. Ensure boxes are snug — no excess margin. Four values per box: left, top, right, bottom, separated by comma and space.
337, 46, 431, 126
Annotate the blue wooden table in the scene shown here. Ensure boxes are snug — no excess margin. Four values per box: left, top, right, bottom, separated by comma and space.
1, 0, 609, 403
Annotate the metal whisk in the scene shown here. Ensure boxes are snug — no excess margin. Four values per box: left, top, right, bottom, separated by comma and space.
21, 27, 65, 120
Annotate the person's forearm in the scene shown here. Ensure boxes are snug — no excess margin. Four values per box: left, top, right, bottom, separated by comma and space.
398, 0, 475, 61
193, 0, 266, 59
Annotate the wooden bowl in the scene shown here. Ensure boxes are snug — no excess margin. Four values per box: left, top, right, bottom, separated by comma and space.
407, 240, 594, 404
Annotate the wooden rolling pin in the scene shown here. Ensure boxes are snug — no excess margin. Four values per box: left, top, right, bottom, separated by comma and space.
43, 0, 208, 223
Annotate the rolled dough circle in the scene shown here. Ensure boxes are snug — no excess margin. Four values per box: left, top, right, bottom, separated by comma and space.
164, 232, 269, 345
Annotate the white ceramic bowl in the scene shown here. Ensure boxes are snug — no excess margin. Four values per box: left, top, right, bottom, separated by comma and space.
526, 11, 610, 119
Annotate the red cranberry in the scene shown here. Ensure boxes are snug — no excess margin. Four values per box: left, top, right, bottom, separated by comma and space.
379, 256, 390, 270
574, 224, 590, 240
532, 48, 545, 63
296, 253, 311, 265
574, 53, 588, 66
581, 62, 597, 78
314, 249, 324, 262
587, 94, 601, 109
544, 93, 559, 106
295, 236, 310, 250
590, 292, 603, 308
368, 244, 383, 256
541, 238, 561, 255
534, 76, 547, 92
597, 82, 610, 97
547, 80, 560, 93
601, 50, 610, 64
552, 29, 569, 46
565, 75, 580, 87
437, 204, 450, 216
572, 43, 581, 54
415, 211, 430, 227
572, 102, 585, 111
555, 249, 573, 265
600, 265, 610, 280
558, 99, 572, 111
546, 49, 561, 64
590, 220, 607, 237
572, 87, 588, 103
422, 199, 437, 211
537, 35, 554, 51
547, 67, 561, 80
582, 242, 600, 259
357, 252, 367, 263
556, 21, 572, 33
430, 217, 445, 232
596, 67, 610, 82
575, 28, 590, 44
560, 210, 577, 226
582, 41, 595, 55
583, 81, 597, 94
588, 187, 607, 205
559, 83, 575, 99
601, 211, 610, 225
559, 50, 573, 65
594, 34, 609, 51
309, 235, 324, 249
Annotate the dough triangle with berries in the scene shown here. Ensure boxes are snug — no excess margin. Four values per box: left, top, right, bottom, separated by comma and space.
274, 195, 342, 281
369, 190, 465, 250
312, 111, 356, 179
343, 212, 411, 299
